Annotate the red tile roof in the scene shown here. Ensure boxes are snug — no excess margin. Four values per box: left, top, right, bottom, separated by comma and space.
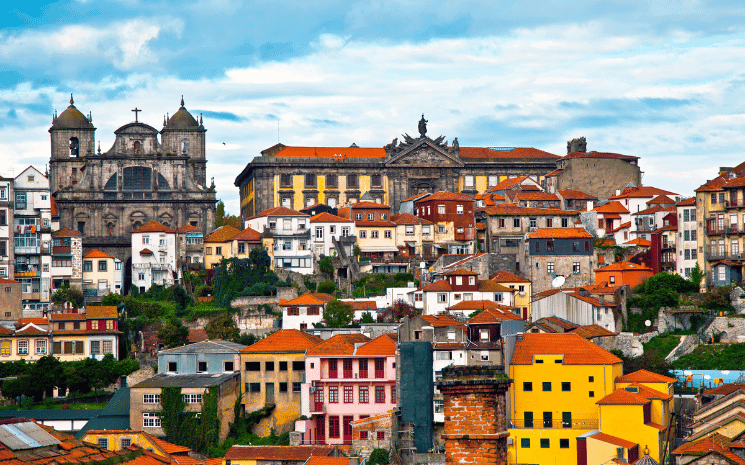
280, 293, 335, 307
459, 147, 559, 160
564, 151, 639, 161
140, 248, 154, 255
355, 333, 397, 356
188, 328, 208, 343
464, 305, 522, 322
558, 189, 596, 200
703, 383, 745, 396
589, 432, 637, 449
305, 458, 352, 465
648, 194, 676, 205
597, 261, 652, 272
477, 280, 513, 293
355, 220, 396, 227
617, 369, 676, 384
672, 433, 730, 455
544, 316, 578, 331
623, 237, 652, 247
83, 249, 115, 259
350, 201, 391, 209
508, 191, 559, 201
570, 324, 617, 339
391, 213, 432, 225
593, 201, 630, 214
306, 334, 371, 356
489, 176, 532, 191
443, 253, 487, 270
528, 227, 591, 239
490, 270, 530, 283
310, 212, 354, 223
86, 306, 118, 319
233, 226, 262, 242
610, 186, 678, 199
346, 301, 377, 311
696, 176, 727, 192
419, 314, 463, 327
416, 191, 473, 202
677, 197, 697, 206
223, 445, 337, 461
441, 268, 479, 276
0, 278, 19, 284
131, 220, 176, 234
257, 206, 308, 217
52, 227, 82, 237
485, 205, 579, 216
242, 329, 323, 353
511, 333, 622, 365
421, 280, 452, 292
177, 224, 201, 233
205, 225, 241, 242
49, 312, 86, 320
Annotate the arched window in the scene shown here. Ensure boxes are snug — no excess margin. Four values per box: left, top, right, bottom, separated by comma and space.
133, 221, 143, 230
123, 167, 151, 191
181, 139, 189, 154
69, 137, 79, 157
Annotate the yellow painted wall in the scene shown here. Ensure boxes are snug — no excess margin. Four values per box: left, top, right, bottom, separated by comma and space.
223, 460, 257, 465
497, 281, 532, 319
507, 427, 588, 465
80, 432, 164, 455
83, 257, 116, 291
616, 381, 672, 397
203, 240, 233, 270
0, 336, 50, 361
357, 227, 397, 250
51, 334, 88, 361
586, 436, 631, 464
599, 403, 663, 461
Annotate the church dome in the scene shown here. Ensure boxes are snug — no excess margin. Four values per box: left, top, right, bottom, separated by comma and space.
52, 95, 94, 130
164, 96, 199, 130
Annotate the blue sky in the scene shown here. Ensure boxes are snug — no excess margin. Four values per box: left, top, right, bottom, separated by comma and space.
3, 1, 745, 214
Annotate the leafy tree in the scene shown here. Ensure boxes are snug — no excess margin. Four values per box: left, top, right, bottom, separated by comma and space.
690, 263, 705, 288
51, 286, 84, 308
323, 300, 354, 328
101, 292, 124, 306
360, 312, 375, 323
212, 252, 280, 307
161, 386, 187, 444
386, 300, 419, 321
319, 255, 334, 275
215, 201, 242, 229
317, 280, 336, 295
205, 312, 240, 342
703, 285, 733, 310
173, 285, 192, 310
369, 449, 390, 465
237, 333, 257, 346
158, 319, 189, 349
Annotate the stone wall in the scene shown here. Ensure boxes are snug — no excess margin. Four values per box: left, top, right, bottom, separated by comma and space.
594, 331, 659, 358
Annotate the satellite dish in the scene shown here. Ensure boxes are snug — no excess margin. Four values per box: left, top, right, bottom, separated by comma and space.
644, 320, 651, 327
551, 275, 566, 288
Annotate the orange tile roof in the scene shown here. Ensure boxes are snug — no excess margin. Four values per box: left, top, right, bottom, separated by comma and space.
511, 333, 622, 365
16, 318, 48, 327
443, 253, 487, 270
417, 191, 473, 202
441, 268, 480, 276
558, 189, 596, 200
350, 201, 391, 209
177, 224, 201, 233
597, 261, 652, 272
223, 445, 337, 461
52, 227, 82, 237
589, 432, 638, 449
205, 225, 241, 242
150, 436, 193, 454
617, 369, 676, 384
280, 293, 335, 307
306, 334, 371, 356
233, 226, 262, 242
485, 205, 579, 216
267, 145, 385, 158
346, 301, 377, 311
86, 306, 118, 319
391, 213, 432, 225
355, 333, 397, 356
623, 237, 652, 247
242, 329, 323, 353
131, 220, 176, 234
310, 212, 354, 223
544, 316, 578, 330
140, 248, 154, 255
490, 270, 530, 283
597, 384, 670, 405
545, 168, 565, 177
677, 197, 696, 206
355, 220, 396, 227
490, 176, 532, 191
419, 314, 463, 327
0, 278, 19, 284
672, 433, 730, 455
528, 227, 591, 239
508, 191, 559, 201
610, 186, 678, 199
49, 312, 86, 320
464, 305, 522, 322
703, 383, 745, 396
305, 458, 352, 465
257, 206, 309, 217
421, 280, 452, 292
460, 147, 559, 160
696, 175, 727, 192
648, 194, 676, 205
477, 280, 513, 292
564, 151, 639, 161
570, 324, 617, 339
83, 248, 115, 259
593, 201, 630, 214
633, 204, 675, 215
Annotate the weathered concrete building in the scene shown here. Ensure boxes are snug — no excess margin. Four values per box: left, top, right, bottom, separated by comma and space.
49, 95, 216, 285
234, 116, 560, 218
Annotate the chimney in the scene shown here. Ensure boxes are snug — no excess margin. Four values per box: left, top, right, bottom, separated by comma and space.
587, 200, 594, 211
436, 366, 511, 465
615, 189, 621, 197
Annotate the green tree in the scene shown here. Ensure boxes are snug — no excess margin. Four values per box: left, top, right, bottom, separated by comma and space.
690, 263, 705, 287
215, 201, 226, 228
237, 333, 257, 346
205, 312, 240, 342
173, 285, 192, 311
317, 280, 336, 295
51, 286, 85, 308
323, 300, 354, 328
360, 312, 375, 323
158, 319, 189, 349
160, 386, 186, 444
369, 449, 390, 465
319, 255, 334, 275
212, 252, 280, 307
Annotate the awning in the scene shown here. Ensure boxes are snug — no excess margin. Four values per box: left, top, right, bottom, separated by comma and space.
359, 246, 399, 252
404, 241, 417, 246
432, 244, 444, 249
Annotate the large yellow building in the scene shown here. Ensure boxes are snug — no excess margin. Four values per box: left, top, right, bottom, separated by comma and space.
508, 334, 674, 465
239, 329, 323, 436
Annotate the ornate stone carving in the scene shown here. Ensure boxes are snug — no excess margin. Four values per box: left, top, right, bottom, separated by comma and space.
418, 114, 428, 137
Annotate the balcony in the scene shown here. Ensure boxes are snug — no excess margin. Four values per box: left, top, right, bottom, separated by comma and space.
705, 249, 743, 262
309, 400, 325, 413
707, 219, 740, 235
52, 245, 71, 255
510, 418, 599, 430
726, 200, 741, 209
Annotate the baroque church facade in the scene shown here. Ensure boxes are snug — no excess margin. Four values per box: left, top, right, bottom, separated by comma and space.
234, 116, 561, 219
49, 95, 216, 272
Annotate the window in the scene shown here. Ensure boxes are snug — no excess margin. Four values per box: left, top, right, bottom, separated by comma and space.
35, 339, 46, 355
560, 438, 569, 449
542, 382, 551, 391
359, 386, 369, 403
438, 205, 445, 214
573, 262, 580, 274
121, 438, 132, 448
360, 431, 368, 440
457, 205, 464, 214
524, 411, 533, 428
359, 230, 366, 238
589, 376, 594, 382
422, 226, 430, 235
329, 416, 340, 438
98, 438, 109, 449
143, 413, 161, 427
561, 382, 571, 392
84, 261, 93, 272
464, 175, 474, 188
561, 217, 568, 227
543, 411, 553, 428
90, 340, 101, 355
521, 438, 530, 448
562, 411, 572, 428
249, 383, 261, 393
280, 174, 292, 188
384, 230, 392, 238
279, 382, 288, 392
540, 438, 550, 449
374, 358, 385, 377
197, 361, 208, 373
168, 361, 178, 372
344, 386, 354, 403
377, 431, 385, 440
305, 174, 316, 188
438, 293, 446, 303
342, 226, 350, 237
15, 193, 26, 210
534, 241, 540, 253
293, 382, 302, 392
375, 386, 386, 403
347, 175, 359, 189
0, 341, 9, 356
183, 394, 202, 404
546, 218, 553, 227
371, 230, 379, 238
547, 262, 555, 274
391, 386, 396, 403
98, 260, 107, 271
438, 225, 445, 233
371, 174, 382, 188
329, 386, 339, 403
589, 391, 595, 397
513, 218, 520, 228
17, 340, 28, 355
523, 382, 532, 391
480, 329, 489, 341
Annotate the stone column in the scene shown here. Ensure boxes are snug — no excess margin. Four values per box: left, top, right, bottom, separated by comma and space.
436, 365, 511, 465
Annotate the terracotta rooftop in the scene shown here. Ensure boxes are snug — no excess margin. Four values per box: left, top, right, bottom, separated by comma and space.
489, 175, 533, 191
647, 194, 676, 205
570, 324, 617, 339
677, 197, 697, 206
508, 191, 559, 201
610, 186, 678, 200
528, 227, 591, 239
623, 237, 652, 247
464, 305, 522, 322
188, 328, 208, 343
391, 213, 432, 225
485, 205, 579, 216
490, 270, 530, 283
83, 248, 115, 259
310, 212, 354, 223
131, 220, 176, 234
441, 268, 480, 276
233, 226, 262, 242
421, 280, 452, 292
280, 293, 335, 307
589, 432, 637, 449
477, 280, 513, 293
52, 227, 82, 237
350, 201, 391, 209
223, 445, 337, 461
593, 201, 630, 214
86, 306, 118, 319
597, 261, 652, 272
416, 190, 474, 202
242, 329, 323, 353
511, 333, 622, 365
205, 225, 241, 242
140, 248, 154, 255
556, 189, 595, 200
346, 301, 377, 311
419, 314, 463, 327
544, 316, 578, 331
703, 383, 745, 396
49, 312, 86, 321
459, 147, 560, 160
177, 224, 201, 233
256, 206, 309, 217
306, 334, 371, 356
305, 458, 352, 465
355, 333, 397, 356
617, 369, 676, 384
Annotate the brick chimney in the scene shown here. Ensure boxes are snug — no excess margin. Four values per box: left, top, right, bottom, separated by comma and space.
436, 365, 512, 465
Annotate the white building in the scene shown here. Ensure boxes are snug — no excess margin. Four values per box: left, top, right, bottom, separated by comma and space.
50, 227, 83, 294
131, 221, 177, 293
0, 176, 12, 281
246, 207, 313, 275
676, 197, 698, 277
309, 212, 355, 258
14, 166, 52, 312
411, 269, 515, 316
530, 288, 618, 331
279, 292, 334, 330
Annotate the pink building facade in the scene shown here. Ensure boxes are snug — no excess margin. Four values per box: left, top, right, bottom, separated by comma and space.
300, 333, 397, 445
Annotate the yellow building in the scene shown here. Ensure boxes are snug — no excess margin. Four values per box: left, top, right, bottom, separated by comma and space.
82, 249, 123, 297
0, 322, 50, 361
80, 430, 190, 456
203, 225, 241, 269
490, 270, 532, 320
239, 329, 323, 436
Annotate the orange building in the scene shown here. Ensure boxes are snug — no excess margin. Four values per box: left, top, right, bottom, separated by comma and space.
595, 261, 653, 289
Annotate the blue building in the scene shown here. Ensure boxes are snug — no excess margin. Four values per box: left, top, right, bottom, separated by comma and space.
157, 340, 246, 374
710, 260, 742, 287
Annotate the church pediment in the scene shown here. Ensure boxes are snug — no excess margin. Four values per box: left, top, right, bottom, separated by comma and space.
385, 139, 463, 167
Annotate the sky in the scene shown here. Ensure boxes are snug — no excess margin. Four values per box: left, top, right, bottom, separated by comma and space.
2, 1, 745, 215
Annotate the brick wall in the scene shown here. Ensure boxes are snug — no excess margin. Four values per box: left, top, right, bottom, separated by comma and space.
436, 366, 511, 465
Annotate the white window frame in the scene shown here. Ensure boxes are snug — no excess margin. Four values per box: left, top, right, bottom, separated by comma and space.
143, 412, 161, 427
